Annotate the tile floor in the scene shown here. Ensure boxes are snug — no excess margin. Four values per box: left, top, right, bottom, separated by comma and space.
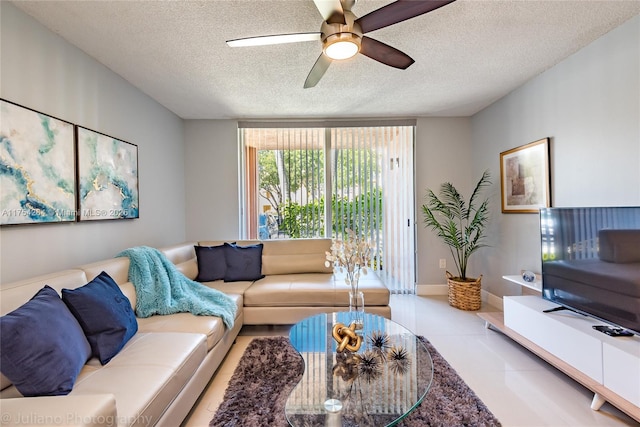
182, 295, 638, 426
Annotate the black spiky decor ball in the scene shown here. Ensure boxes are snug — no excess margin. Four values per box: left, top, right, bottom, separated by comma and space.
388, 346, 410, 376
358, 350, 382, 382
368, 331, 391, 360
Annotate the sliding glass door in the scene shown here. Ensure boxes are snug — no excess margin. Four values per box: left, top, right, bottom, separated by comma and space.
239, 122, 415, 293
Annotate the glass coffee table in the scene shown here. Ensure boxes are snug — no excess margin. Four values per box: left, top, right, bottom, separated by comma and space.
285, 312, 433, 426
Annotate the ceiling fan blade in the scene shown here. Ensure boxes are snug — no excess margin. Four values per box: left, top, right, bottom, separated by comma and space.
360, 36, 414, 69
304, 53, 332, 88
356, 0, 456, 34
313, 0, 346, 24
227, 32, 321, 47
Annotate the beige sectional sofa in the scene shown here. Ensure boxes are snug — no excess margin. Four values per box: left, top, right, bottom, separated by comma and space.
0, 238, 390, 427
189, 239, 391, 324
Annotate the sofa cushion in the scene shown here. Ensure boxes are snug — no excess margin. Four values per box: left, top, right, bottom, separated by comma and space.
160, 241, 200, 279
242, 273, 390, 307
0, 394, 118, 427
0, 286, 91, 396
194, 244, 227, 282
0, 269, 88, 316
175, 259, 199, 280
159, 242, 197, 264
136, 294, 242, 351
243, 274, 335, 306
79, 257, 130, 286
202, 279, 255, 296
62, 271, 138, 365
72, 332, 206, 427
261, 238, 333, 275
224, 243, 265, 282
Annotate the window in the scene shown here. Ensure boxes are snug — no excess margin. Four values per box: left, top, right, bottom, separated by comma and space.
239, 122, 415, 293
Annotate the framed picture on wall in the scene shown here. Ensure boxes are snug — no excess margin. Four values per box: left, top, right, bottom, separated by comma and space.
500, 138, 551, 213
0, 99, 77, 225
76, 126, 139, 221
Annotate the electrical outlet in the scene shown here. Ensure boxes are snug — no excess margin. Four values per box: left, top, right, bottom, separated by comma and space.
439, 259, 446, 269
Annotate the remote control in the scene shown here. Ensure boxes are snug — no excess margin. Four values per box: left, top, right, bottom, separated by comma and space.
593, 325, 634, 337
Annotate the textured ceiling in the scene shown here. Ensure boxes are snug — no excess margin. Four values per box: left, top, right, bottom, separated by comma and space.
12, 0, 640, 120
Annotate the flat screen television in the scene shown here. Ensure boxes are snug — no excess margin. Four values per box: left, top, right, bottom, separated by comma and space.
540, 206, 640, 336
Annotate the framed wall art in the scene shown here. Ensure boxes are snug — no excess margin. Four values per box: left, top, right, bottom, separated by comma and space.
0, 99, 77, 225
76, 126, 139, 221
500, 138, 551, 213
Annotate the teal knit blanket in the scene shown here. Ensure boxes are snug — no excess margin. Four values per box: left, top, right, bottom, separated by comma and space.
116, 246, 237, 329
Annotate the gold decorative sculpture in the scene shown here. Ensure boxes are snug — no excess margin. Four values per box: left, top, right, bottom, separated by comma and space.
332, 322, 362, 352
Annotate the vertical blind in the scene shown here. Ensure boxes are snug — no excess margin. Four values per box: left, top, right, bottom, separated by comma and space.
239, 122, 415, 294
240, 127, 325, 239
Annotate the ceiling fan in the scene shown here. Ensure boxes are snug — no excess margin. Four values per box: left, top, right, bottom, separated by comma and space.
226, 0, 456, 88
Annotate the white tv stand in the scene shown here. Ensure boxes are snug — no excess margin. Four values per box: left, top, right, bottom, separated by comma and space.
479, 296, 640, 423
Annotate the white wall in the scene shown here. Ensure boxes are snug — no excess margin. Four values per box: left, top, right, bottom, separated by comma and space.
414, 117, 474, 287
471, 15, 640, 297
184, 120, 240, 241
0, 3, 186, 283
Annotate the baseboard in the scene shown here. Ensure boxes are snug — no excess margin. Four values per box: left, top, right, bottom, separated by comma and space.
416, 284, 504, 311
416, 284, 448, 296
484, 291, 504, 311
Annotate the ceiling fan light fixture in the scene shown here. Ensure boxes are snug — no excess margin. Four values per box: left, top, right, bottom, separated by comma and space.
323, 33, 361, 60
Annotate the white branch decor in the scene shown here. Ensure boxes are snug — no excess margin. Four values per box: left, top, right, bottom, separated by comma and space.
325, 229, 374, 296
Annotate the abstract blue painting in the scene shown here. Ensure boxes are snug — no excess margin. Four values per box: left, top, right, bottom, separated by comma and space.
0, 100, 76, 225
77, 127, 139, 221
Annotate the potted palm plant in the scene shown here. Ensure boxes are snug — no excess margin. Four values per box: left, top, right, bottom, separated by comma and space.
421, 170, 491, 310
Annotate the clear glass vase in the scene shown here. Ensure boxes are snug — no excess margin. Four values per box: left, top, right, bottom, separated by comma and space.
349, 290, 365, 330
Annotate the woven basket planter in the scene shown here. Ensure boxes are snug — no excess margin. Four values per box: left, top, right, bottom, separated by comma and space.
446, 271, 482, 311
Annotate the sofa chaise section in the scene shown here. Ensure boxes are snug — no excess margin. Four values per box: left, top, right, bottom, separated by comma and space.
76, 256, 242, 426
71, 331, 207, 427
0, 257, 241, 427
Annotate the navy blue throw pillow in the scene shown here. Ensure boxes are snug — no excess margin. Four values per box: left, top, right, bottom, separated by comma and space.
223, 243, 265, 282
0, 286, 92, 396
195, 244, 227, 282
62, 271, 138, 365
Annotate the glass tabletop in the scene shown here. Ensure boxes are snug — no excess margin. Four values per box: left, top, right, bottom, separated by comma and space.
285, 312, 433, 427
